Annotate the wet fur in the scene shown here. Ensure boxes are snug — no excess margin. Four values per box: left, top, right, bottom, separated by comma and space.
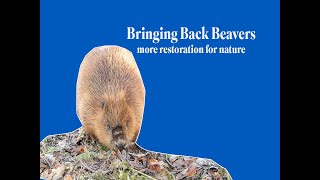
76, 46, 145, 149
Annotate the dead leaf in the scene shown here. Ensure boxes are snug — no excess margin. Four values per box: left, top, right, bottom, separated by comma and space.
212, 171, 222, 180
196, 158, 210, 166
148, 157, 160, 173
147, 157, 165, 173
172, 157, 185, 170
64, 174, 72, 180
153, 161, 166, 173
51, 165, 65, 180
147, 156, 158, 165
40, 162, 48, 168
44, 154, 55, 168
129, 152, 149, 160
118, 149, 127, 160
40, 168, 49, 179
169, 155, 179, 162
112, 150, 117, 157
77, 146, 85, 154
208, 166, 218, 176
58, 140, 67, 148
185, 162, 197, 177
40, 127, 232, 180
175, 172, 186, 180
185, 159, 194, 166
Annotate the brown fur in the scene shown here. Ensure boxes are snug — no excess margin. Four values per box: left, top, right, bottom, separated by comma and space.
76, 46, 145, 149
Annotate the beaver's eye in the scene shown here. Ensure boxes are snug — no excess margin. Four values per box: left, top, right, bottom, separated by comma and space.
107, 124, 112, 130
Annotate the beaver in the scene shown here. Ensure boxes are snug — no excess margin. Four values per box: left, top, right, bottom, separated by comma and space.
76, 45, 145, 150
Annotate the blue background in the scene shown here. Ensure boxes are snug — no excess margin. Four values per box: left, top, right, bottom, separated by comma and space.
40, 1, 279, 179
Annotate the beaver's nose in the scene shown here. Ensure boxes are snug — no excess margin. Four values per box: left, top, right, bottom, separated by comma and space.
116, 142, 125, 150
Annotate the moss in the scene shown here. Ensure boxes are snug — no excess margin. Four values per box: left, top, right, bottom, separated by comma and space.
92, 172, 107, 180
117, 170, 130, 180
163, 169, 175, 180
76, 149, 98, 161
98, 144, 109, 152
46, 146, 62, 153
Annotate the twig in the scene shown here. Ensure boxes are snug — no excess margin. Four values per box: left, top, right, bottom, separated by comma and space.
117, 150, 124, 161
70, 160, 80, 176
129, 152, 150, 159
165, 157, 174, 168
41, 140, 47, 152
129, 167, 157, 180
79, 160, 98, 173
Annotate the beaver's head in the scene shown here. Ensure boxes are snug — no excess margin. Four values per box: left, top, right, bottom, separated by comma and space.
88, 91, 140, 150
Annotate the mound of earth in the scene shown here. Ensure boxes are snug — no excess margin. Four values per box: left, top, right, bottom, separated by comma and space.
40, 128, 232, 180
